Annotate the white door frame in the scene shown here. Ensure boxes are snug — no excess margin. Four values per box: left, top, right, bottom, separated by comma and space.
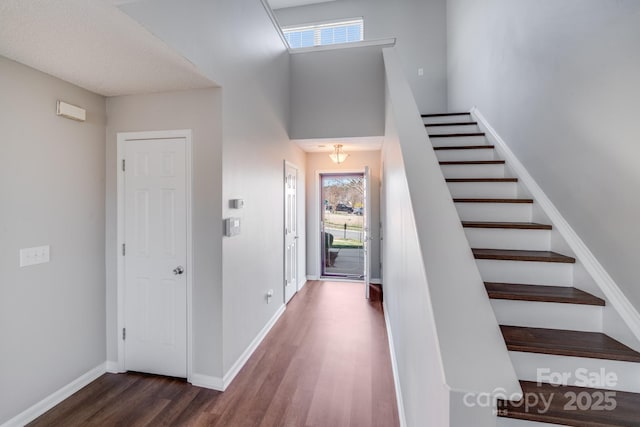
283, 160, 300, 303
115, 129, 193, 382
315, 168, 368, 281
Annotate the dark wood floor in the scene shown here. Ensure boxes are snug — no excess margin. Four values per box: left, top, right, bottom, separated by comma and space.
29, 281, 399, 427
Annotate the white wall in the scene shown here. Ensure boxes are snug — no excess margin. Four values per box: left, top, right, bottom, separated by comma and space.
275, 0, 448, 114
0, 57, 106, 424
447, 0, 640, 311
290, 45, 386, 139
105, 88, 224, 378
119, 0, 307, 374
305, 150, 381, 280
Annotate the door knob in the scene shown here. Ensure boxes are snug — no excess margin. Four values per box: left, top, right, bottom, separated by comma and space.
173, 266, 185, 275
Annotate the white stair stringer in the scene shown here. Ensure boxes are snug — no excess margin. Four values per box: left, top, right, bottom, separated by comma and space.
491, 300, 602, 332
509, 351, 640, 393
465, 228, 551, 251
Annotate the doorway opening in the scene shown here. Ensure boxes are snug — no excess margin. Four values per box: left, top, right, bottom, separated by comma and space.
320, 173, 366, 279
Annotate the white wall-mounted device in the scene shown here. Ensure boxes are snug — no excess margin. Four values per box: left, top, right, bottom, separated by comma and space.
56, 100, 86, 122
224, 217, 241, 237
19, 245, 50, 267
230, 199, 245, 209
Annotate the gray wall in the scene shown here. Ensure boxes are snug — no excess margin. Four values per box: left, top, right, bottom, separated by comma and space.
447, 0, 640, 310
290, 46, 385, 139
305, 150, 381, 280
119, 0, 307, 374
276, 0, 448, 114
105, 89, 224, 378
0, 56, 106, 424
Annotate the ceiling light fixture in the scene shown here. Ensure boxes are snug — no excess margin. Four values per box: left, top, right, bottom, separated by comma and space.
329, 144, 349, 164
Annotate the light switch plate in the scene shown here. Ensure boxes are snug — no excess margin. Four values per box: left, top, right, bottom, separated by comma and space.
20, 245, 50, 267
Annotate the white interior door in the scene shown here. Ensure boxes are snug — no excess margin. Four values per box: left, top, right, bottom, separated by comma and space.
364, 166, 372, 298
124, 138, 187, 378
284, 162, 298, 303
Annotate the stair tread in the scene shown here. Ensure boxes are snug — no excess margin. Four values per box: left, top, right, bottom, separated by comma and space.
485, 282, 605, 305
500, 326, 640, 362
454, 198, 533, 203
473, 248, 575, 263
446, 178, 518, 183
433, 145, 494, 150
440, 160, 504, 165
422, 112, 470, 117
499, 381, 640, 426
425, 121, 478, 127
463, 221, 552, 230
430, 132, 485, 137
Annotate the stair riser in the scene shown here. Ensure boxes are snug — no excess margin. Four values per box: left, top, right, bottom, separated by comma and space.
423, 115, 473, 124
455, 203, 532, 222
428, 124, 480, 134
476, 259, 573, 286
429, 135, 488, 145
448, 182, 518, 198
497, 418, 561, 427
465, 228, 551, 251
491, 300, 602, 332
435, 149, 496, 162
441, 164, 505, 179
509, 352, 640, 393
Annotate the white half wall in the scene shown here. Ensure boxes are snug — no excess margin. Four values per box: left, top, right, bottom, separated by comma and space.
447, 0, 640, 312
0, 56, 106, 424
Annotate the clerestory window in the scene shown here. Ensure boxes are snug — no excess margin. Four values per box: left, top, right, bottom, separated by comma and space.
282, 18, 364, 49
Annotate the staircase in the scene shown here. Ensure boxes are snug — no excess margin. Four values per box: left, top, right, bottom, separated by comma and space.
423, 112, 640, 426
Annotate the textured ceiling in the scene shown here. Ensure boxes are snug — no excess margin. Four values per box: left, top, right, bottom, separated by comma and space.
0, 0, 215, 96
268, 0, 337, 11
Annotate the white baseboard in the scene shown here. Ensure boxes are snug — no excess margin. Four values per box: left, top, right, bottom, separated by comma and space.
105, 360, 123, 374
297, 278, 308, 291
306, 275, 319, 281
471, 106, 640, 343
1, 363, 106, 427
382, 302, 407, 427
190, 373, 224, 391
218, 304, 286, 391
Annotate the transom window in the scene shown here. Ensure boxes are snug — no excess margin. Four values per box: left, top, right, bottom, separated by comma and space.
283, 18, 364, 49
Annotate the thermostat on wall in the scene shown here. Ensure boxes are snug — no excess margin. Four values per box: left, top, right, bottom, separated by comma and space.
225, 217, 241, 237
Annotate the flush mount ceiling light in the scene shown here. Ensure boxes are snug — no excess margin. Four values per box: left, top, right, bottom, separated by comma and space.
329, 144, 349, 164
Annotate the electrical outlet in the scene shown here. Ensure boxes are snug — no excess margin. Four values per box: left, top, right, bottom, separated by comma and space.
19, 245, 50, 267
418, 67, 424, 76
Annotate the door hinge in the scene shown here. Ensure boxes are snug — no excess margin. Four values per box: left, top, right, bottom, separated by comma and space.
122, 328, 126, 340
122, 159, 126, 172
122, 243, 126, 256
